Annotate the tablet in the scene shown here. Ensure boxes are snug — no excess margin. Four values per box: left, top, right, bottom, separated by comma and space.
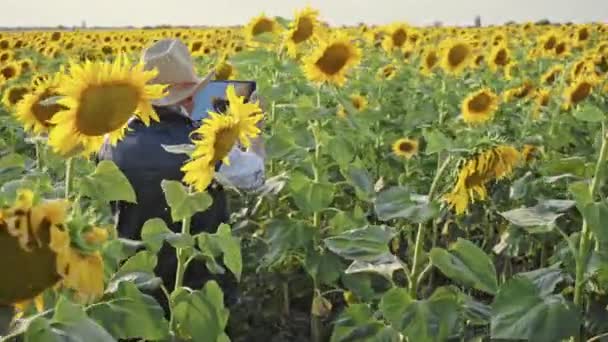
191, 80, 257, 121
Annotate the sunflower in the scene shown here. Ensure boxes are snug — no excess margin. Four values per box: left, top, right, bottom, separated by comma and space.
1, 61, 21, 81
0, 189, 105, 306
337, 93, 368, 118
392, 138, 419, 159
522, 144, 542, 162
0, 50, 14, 63
539, 31, 558, 53
541, 64, 563, 85
553, 40, 571, 58
302, 33, 361, 87
441, 39, 473, 75
443, 145, 521, 215
532, 88, 551, 119
377, 64, 398, 80
420, 49, 439, 76
503, 80, 535, 102
2, 84, 30, 109
245, 14, 281, 45
382, 23, 409, 52
488, 43, 510, 72
285, 6, 320, 58
182, 85, 264, 192
563, 78, 595, 109
15, 72, 67, 135
461, 88, 499, 124
47, 55, 166, 157
214, 59, 237, 80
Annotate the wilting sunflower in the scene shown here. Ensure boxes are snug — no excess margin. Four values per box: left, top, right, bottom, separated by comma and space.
182, 85, 264, 192
541, 65, 564, 85
302, 33, 362, 87
488, 43, 510, 72
2, 84, 30, 109
337, 93, 368, 118
15, 72, 67, 135
420, 49, 440, 76
0, 189, 106, 306
382, 23, 409, 52
285, 6, 320, 58
461, 88, 499, 124
1, 61, 21, 81
47, 55, 166, 157
392, 138, 419, 159
377, 64, 398, 80
563, 78, 596, 109
441, 39, 473, 75
443, 145, 521, 215
245, 14, 281, 45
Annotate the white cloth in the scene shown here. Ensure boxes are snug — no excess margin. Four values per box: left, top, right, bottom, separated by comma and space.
217, 147, 265, 191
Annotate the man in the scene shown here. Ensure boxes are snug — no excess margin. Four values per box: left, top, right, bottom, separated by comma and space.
97, 38, 265, 315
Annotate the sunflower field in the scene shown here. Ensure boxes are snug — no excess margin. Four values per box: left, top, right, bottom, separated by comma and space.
1, 7, 608, 342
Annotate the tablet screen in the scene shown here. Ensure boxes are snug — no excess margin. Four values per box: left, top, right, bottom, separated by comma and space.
191, 80, 256, 121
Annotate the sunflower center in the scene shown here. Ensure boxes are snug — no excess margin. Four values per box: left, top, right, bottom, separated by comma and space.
75, 83, 140, 136
191, 41, 203, 52
544, 37, 557, 50
447, 44, 470, 67
8, 87, 29, 106
33, 90, 67, 127
352, 97, 364, 110
494, 49, 509, 66
539, 94, 550, 107
425, 52, 438, 68
578, 28, 589, 41
211, 126, 240, 165
392, 29, 407, 47
252, 18, 275, 36
545, 71, 558, 84
399, 142, 414, 153
1, 66, 16, 79
315, 43, 351, 75
555, 42, 566, 55
383, 66, 396, 78
468, 92, 492, 113
215, 63, 233, 81
570, 82, 592, 104
292, 17, 314, 43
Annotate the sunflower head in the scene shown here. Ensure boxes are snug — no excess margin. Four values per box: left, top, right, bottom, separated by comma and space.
15, 72, 67, 135
441, 39, 473, 75
302, 33, 362, 87
503, 80, 535, 102
350, 94, 368, 111
541, 65, 563, 85
2, 84, 31, 109
392, 138, 419, 159
48, 55, 166, 157
563, 78, 596, 109
214, 59, 237, 80
245, 14, 281, 45
286, 6, 320, 56
382, 23, 409, 52
377, 64, 398, 80
461, 88, 499, 124
489, 43, 510, 72
1, 61, 22, 81
421, 49, 439, 76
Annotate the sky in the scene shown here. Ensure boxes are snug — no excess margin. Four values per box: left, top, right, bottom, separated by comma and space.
2, 0, 607, 28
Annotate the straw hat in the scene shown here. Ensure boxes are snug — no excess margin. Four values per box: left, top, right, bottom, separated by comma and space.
142, 38, 214, 107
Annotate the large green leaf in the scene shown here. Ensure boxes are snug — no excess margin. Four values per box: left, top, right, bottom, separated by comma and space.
518, 266, 567, 296
324, 225, 396, 262
343, 166, 374, 201
80, 160, 136, 203
491, 276, 580, 341
304, 249, 345, 286
161, 180, 213, 222
429, 238, 498, 295
172, 281, 229, 342
140, 218, 174, 253
573, 103, 604, 122
424, 129, 453, 154
108, 251, 161, 293
374, 187, 440, 223
344, 254, 404, 280
580, 201, 608, 245
264, 219, 314, 264
499, 206, 563, 228
288, 171, 335, 214
328, 136, 356, 166
211, 224, 242, 281
0, 153, 26, 171
88, 282, 170, 340
379, 287, 412, 330
330, 304, 398, 342
50, 297, 115, 341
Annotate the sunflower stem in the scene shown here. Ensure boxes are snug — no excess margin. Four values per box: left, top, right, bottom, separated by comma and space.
409, 155, 452, 298
574, 121, 608, 341
35, 139, 44, 171
64, 157, 74, 199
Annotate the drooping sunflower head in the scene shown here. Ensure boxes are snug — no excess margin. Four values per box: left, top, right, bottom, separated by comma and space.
461, 88, 499, 124
382, 23, 409, 52
503, 80, 535, 102
377, 64, 398, 80
15, 72, 67, 135
420, 49, 439, 76
443, 145, 521, 215
563, 77, 596, 109
47, 55, 166, 157
441, 39, 473, 75
245, 14, 281, 44
302, 33, 362, 87
489, 43, 510, 72
285, 6, 320, 57
392, 138, 419, 159
2, 84, 31, 109
541, 64, 564, 85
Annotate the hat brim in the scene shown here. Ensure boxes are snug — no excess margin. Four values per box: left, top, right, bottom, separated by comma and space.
152, 70, 215, 107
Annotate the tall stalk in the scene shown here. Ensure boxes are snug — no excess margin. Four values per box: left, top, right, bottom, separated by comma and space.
409, 155, 452, 298
64, 157, 74, 199
573, 121, 608, 341
170, 213, 192, 332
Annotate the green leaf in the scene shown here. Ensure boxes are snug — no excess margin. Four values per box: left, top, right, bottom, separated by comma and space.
88, 282, 170, 340
161, 144, 195, 156
141, 218, 173, 253
344, 167, 374, 201
380, 287, 412, 330
491, 276, 581, 341
518, 266, 566, 296
330, 304, 389, 342
79, 160, 136, 203
374, 187, 440, 223
109, 251, 161, 293
324, 225, 396, 262
328, 136, 355, 166
569, 181, 593, 209
429, 238, 498, 295
166, 233, 196, 250
304, 249, 344, 286
52, 297, 115, 341
424, 130, 453, 154
573, 103, 605, 122
344, 254, 403, 280
288, 172, 335, 214
0, 153, 26, 170
499, 206, 563, 227
161, 180, 213, 222
266, 133, 296, 159
540, 157, 591, 178
172, 281, 229, 342
215, 224, 242, 282
399, 288, 460, 342
580, 201, 608, 245
460, 294, 492, 325
264, 219, 314, 263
